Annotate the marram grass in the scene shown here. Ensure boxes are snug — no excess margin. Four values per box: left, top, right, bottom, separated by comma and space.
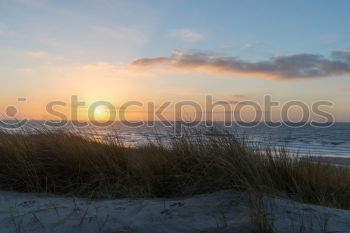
0, 128, 349, 209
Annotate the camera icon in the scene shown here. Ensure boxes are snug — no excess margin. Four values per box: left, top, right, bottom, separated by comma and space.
0, 98, 28, 129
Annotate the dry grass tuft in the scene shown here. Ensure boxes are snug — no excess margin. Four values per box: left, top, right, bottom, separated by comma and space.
0, 128, 349, 209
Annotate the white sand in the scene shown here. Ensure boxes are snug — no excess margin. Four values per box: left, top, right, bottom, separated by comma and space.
1, 190, 350, 233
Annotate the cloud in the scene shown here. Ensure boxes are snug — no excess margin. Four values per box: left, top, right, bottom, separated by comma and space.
231, 94, 247, 99
24, 50, 65, 62
77, 61, 152, 78
213, 94, 248, 105
244, 42, 262, 49
26, 51, 49, 58
80, 62, 118, 71
169, 29, 204, 42
130, 50, 350, 80
332, 50, 350, 61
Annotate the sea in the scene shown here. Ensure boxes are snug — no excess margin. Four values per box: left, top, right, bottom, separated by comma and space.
2, 121, 350, 158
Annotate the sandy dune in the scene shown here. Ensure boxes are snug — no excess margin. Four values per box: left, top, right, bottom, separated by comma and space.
0, 190, 350, 233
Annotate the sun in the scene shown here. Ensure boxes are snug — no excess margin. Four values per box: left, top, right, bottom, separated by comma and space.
90, 105, 116, 121
94, 107, 102, 115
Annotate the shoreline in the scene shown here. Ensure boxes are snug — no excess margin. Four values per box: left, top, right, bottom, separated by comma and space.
303, 156, 350, 166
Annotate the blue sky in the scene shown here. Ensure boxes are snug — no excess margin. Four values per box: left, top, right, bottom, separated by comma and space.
0, 0, 350, 121
2, 0, 350, 61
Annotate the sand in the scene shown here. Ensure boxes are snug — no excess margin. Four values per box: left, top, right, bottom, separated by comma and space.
1, 190, 350, 233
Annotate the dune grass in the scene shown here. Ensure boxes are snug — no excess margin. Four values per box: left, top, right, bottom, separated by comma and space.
0, 128, 349, 209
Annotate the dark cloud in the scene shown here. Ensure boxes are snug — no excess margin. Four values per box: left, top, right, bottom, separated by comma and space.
332, 50, 350, 61
130, 50, 350, 80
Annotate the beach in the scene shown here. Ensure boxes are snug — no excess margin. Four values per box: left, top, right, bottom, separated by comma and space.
1, 190, 350, 233
0, 129, 349, 232
1, 1, 350, 232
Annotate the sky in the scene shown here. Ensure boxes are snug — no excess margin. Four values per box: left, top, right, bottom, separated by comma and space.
0, 0, 349, 122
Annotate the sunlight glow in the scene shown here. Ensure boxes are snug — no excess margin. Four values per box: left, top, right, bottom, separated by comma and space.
95, 107, 102, 115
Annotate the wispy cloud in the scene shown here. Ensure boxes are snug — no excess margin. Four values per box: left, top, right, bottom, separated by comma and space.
26, 51, 49, 58
24, 50, 65, 62
231, 94, 247, 99
81, 62, 117, 71
214, 94, 248, 105
243, 41, 262, 49
168, 29, 204, 42
130, 50, 350, 80
77, 61, 152, 78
